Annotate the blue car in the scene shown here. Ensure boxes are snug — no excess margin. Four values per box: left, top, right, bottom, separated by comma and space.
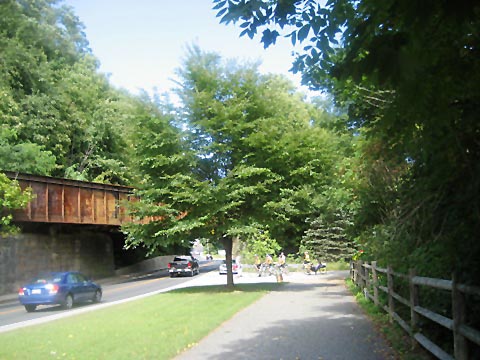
18, 271, 102, 312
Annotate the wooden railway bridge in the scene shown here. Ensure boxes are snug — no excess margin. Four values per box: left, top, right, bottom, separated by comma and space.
5, 171, 137, 226
1, 171, 148, 295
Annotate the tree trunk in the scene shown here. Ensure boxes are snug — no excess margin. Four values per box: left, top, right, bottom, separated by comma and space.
222, 235, 234, 288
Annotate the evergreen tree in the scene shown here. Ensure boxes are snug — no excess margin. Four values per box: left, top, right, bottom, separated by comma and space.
302, 211, 355, 262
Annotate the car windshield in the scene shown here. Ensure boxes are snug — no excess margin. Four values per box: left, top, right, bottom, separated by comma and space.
32, 273, 63, 284
222, 260, 236, 264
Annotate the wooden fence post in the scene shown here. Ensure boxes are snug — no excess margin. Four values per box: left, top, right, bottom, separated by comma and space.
409, 269, 418, 349
372, 261, 379, 306
354, 261, 360, 286
350, 261, 355, 282
387, 266, 394, 323
365, 262, 370, 296
452, 272, 468, 360
358, 260, 364, 288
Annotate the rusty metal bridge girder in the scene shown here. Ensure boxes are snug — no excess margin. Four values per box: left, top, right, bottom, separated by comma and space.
5, 171, 139, 227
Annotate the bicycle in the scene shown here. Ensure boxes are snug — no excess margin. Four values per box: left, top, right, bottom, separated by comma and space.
277, 263, 289, 275
258, 263, 275, 277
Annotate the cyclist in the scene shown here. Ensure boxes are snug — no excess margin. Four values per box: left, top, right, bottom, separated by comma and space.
265, 254, 273, 265
277, 252, 288, 274
254, 254, 261, 271
303, 251, 312, 274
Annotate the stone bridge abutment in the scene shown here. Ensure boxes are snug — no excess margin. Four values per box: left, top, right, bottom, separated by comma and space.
0, 224, 117, 295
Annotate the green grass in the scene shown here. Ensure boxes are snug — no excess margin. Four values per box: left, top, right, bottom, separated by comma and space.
345, 279, 431, 360
323, 261, 350, 270
0, 283, 280, 360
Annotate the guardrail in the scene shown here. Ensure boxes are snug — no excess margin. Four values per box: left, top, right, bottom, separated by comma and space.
350, 261, 480, 360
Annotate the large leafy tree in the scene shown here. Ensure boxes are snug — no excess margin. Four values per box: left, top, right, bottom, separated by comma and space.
124, 46, 345, 286
0, 126, 56, 175
0, 0, 132, 184
213, 0, 480, 282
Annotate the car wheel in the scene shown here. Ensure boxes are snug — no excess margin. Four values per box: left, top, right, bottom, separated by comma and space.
63, 294, 73, 310
93, 290, 102, 303
25, 305, 36, 312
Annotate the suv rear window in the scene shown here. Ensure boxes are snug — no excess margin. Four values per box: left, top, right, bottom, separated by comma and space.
174, 257, 188, 262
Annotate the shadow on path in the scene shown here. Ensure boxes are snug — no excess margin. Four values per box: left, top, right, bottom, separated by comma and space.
176, 271, 396, 360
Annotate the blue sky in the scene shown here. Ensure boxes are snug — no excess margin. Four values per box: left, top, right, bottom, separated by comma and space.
64, 0, 306, 96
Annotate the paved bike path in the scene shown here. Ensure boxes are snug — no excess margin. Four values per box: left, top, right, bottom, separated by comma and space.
175, 270, 396, 360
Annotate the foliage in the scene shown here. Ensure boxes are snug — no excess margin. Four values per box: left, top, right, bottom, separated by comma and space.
346, 279, 431, 360
0, 172, 33, 235
0, 0, 134, 184
213, 0, 480, 285
123, 46, 351, 285
242, 229, 281, 264
121, 93, 195, 255
302, 210, 356, 262
0, 126, 56, 175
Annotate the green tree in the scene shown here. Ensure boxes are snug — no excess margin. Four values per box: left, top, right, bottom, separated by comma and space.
124, 46, 346, 286
243, 230, 281, 264
0, 0, 133, 184
214, 0, 480, 283
302, 211, 355, 263
121, 93, 195, 256
0, 172, 33, 236
0, 126, 56, 175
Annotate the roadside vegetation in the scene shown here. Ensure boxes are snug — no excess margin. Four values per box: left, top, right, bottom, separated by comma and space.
345, 279, 430, 360
0, 283, 280, 359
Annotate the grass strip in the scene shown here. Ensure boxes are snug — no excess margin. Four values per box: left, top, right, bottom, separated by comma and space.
0, 283, 281, 359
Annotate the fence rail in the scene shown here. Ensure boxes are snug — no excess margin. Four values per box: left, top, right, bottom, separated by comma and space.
350, 261, 480, 360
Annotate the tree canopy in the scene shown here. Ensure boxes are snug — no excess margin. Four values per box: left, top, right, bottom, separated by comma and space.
0, 173, 33, 235
0, 0, 134, 184
123, 46, 352, 285
212, 0, 480, 283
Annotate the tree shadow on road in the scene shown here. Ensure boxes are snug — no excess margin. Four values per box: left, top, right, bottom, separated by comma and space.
170, 280, 341, 294
175, 275, 397, 360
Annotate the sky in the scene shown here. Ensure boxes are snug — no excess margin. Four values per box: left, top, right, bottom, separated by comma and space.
64, 0, 307, 96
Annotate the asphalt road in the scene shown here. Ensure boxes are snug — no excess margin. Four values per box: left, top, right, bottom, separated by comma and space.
0, 261, 220, 332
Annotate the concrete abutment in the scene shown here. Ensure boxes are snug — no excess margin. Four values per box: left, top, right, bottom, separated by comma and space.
0, 224, 116, 295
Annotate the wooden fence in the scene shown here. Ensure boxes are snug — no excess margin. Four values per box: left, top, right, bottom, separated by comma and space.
350, 261, 480, 360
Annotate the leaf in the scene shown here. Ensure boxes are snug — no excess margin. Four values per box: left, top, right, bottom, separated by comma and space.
290, 32, 297, 46
216, 7, 228, 18
261, 29, 279, 48
212, 1, 226, 11
297, 25, 310, 42
240, 28, 250, 37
